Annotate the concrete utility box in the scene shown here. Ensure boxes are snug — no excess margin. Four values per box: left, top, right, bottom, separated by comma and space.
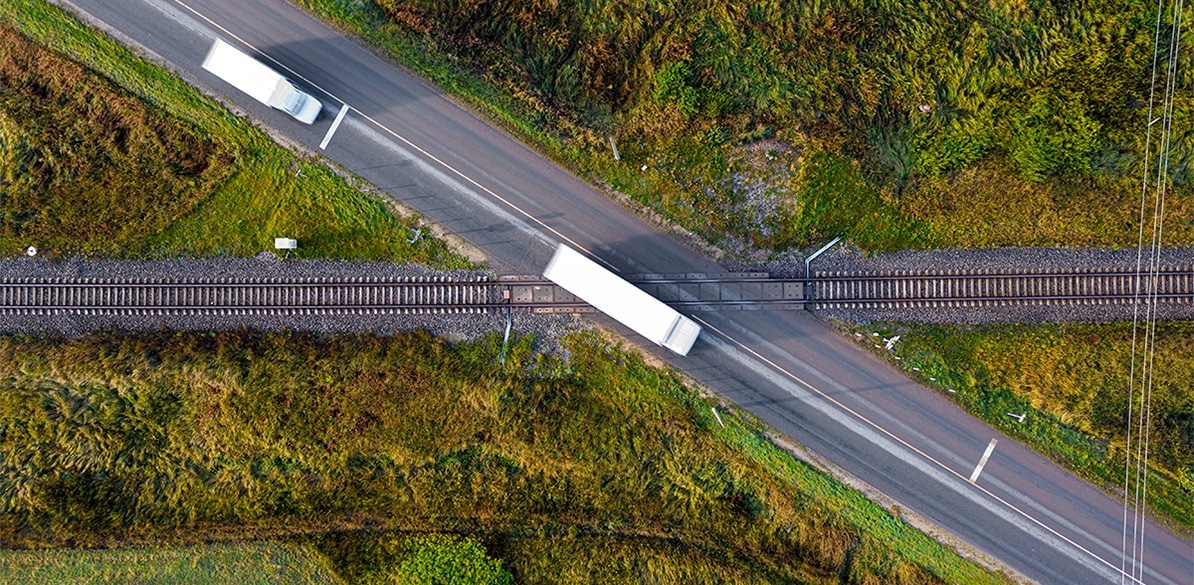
274, 238, 298, 250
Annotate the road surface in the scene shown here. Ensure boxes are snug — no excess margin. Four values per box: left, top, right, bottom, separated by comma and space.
47, 1, 1194, 582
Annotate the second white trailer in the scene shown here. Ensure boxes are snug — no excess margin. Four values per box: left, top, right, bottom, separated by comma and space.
542, 244, 701, 356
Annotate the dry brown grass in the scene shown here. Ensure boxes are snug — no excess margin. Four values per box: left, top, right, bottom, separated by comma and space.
902, 161, 1194, 248
0, 25, 226, 256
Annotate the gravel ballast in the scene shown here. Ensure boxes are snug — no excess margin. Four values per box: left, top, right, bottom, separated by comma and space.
727, 245, 1194, 324
5, 247, 1193, 329
0, 255, 578, 342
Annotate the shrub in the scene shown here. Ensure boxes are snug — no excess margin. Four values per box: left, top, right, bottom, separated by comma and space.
394, 535, 511, 585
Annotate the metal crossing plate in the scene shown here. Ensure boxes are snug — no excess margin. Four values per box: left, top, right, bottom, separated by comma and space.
505, 274, 806, 312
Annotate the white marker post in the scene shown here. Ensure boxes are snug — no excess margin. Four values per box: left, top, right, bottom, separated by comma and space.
608, 136, 621, 160
969, 438, 998, 483
712, 407, 725, 428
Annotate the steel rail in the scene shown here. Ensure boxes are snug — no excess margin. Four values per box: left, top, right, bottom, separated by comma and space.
808, 268, 1194, 308
812, 268, 1194, 281
2, 268, 1193, 314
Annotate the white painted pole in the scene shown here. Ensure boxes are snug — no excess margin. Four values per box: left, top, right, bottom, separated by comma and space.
804, 236, 842, 300
712, 407, 725, 428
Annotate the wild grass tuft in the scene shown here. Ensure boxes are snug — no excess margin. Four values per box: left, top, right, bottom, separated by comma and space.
0, 330, 1008, 583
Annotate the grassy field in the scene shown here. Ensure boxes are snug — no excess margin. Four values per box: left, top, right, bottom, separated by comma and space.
0, 0, 466, 266
846, 320, 1194, 532
293, 0, 1194, 254
0, 542, 340, 585
0, 330, 1008, 584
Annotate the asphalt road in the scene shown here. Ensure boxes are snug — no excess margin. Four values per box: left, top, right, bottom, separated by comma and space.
52, 1, 1193, 582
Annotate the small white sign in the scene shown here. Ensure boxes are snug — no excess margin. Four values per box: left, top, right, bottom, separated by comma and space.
274, 238, 298, 250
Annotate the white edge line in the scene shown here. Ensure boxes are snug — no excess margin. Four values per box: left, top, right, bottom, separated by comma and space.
170, 0, 617, 272
319, 103, 350, 150
690, 315, 1145, 584
970, 438, 998, 483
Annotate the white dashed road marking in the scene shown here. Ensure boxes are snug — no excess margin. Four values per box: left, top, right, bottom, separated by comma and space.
970, 438, 998, 483
320, 103, 350, 149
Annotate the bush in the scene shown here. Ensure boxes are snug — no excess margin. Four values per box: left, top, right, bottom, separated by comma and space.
394, 535, 511, 585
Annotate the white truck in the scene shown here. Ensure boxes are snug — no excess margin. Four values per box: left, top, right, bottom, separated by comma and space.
542, 244, 702, 356
202, 39, 322, 124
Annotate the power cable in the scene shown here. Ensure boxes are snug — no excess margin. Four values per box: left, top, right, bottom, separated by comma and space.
1121, 0, 1168, 580
1123, 0, 1183, 581
1134, 2, 1182, 575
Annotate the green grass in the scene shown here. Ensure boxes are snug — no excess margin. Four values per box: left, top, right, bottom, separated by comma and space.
0, 330, 1008, 584
0, 542, 341, 585
0, 0, 468, 266
315, 533, 512, 584
293, 0, 1194, 254
844, 320, 1194, 533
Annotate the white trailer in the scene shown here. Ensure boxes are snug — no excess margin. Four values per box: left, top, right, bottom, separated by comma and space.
542, 244, 701, 356
202, 39, 322, 124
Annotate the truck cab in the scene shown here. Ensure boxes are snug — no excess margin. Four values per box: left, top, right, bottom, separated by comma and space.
268, 79, 322, 124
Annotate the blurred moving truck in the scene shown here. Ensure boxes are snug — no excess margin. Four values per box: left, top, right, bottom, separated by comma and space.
543, 244, 702, 356
202, 39, 322, 124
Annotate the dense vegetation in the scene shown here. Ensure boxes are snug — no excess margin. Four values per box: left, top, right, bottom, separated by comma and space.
855, 320, 1194, 530
318, 533, 511, 584
0, 330, 1005, 584
300, 0, 1194, 253
0, 2, 464, 265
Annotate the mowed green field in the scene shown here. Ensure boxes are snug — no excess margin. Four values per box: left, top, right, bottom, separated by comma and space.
0, 542, 339, 585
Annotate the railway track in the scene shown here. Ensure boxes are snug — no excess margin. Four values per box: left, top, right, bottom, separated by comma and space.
809, 268, 1194, 309
0, 277, 498, 315
3, 267, 1193, 316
